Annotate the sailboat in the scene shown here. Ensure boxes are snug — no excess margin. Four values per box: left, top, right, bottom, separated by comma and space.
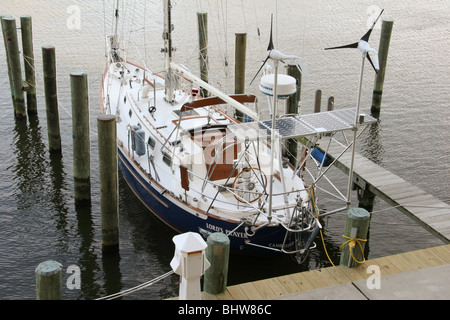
100, 0, 378, 263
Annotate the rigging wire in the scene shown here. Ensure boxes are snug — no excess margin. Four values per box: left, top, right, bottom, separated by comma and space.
201, 0, 229, 92
239, 0, 248, 34
103, 0, 108, 56
252, 0, 264, 59
144, 0, 148, 66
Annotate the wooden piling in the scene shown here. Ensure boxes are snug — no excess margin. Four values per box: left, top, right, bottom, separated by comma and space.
42, 46, 62, 152
286, 63, 302, 115
314, 89, 322, 113
234, 33, 247, 122
285, 63, 302, 165
204, 232, 230, 295
327, 96, 334, 111
71, 72, 91, 204
98, 114, 119, 250
1, 15, 13, 107
1, 17, 26, 119
340, 208, 370, 267
371, 20, 394, 114
197, 12, 208, 97
35, 260, 62, 300
20, 16, 37, 115
357, 187, 376, 212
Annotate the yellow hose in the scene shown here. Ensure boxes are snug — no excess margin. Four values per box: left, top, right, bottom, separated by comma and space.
308, 186, 367, 266
309, 186, 336, 267
340, 235, 367, 264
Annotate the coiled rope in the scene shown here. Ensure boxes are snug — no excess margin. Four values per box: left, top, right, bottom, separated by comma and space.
339, 235, 367, 264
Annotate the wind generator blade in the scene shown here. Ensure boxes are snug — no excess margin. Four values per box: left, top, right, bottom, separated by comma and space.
324, 42, 359, 50
267, 14, 274, 51
361, 9, 384, 42
250, 14, 275, 85
250, 55, 270, 85
366, 53, 378, 73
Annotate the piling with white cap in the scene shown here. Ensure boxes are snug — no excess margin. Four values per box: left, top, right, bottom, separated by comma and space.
170, 232, 210, 300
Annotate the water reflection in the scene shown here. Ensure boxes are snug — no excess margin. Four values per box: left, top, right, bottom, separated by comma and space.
12, 116, 49, 211
361, 120, 384, 165
101, 249, 122, 300
73, 203, 102, 300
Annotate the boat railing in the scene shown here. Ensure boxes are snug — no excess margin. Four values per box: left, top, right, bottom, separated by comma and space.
188, 168, 313, 221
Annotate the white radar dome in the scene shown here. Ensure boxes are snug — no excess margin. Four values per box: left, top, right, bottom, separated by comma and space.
259, 74, 297, 99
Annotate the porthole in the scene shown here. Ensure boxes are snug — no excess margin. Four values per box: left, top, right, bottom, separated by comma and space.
148, 136, 156, 150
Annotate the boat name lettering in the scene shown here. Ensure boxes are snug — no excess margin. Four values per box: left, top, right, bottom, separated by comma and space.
205, 223, 248, 239
225, 230, 248, 239
269, 241, 295, 248
205, 223, 223, 233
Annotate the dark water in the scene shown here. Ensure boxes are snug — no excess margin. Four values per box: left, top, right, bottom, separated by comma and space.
0, 0, 448, 300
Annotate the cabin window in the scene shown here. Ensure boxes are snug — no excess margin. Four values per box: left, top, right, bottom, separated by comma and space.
162, 152, 172, 167
147, 136, 156, 150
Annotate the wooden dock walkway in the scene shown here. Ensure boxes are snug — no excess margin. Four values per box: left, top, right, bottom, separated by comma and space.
200, 244, 450, 300
196, 140, 450, 300
318, 140, 450, 243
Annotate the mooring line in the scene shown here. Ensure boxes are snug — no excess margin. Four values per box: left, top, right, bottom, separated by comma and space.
95, 270, 175, 300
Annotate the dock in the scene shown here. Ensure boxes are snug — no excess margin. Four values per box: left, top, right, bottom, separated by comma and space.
319, 140, 450, 243
200, 244, 450, 300
196, 140, 450, 300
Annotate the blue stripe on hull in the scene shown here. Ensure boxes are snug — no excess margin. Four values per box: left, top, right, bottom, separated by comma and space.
117, 149, 297, 256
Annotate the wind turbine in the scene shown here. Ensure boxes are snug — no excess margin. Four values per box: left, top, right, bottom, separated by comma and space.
324, 9, 384, 208
325, 9, 384, 73
250, 14, 304, 85
249, 14, 305, 223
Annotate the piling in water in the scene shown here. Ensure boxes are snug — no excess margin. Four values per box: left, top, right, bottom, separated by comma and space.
1, 17, 26, 119
327, 96, 334, 111
71, 72, 91, 204
35, 260, 62, 300
42, 46, 62, 153
20, 15, 37, 115
285, 63, 302, 165
357, 186, 376, 212
314, 89, 322, 113
234, 33, 247, 122
286, 63, 302, 115
0, 15, 12, 93
197, 12, 208, 97
98, 114, 119, 250
204, 232, 230, 295
371, 20, 394, 114
340, 208, 370, 267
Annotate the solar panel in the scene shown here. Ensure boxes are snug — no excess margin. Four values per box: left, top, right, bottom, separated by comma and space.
228, 108, 377, 141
